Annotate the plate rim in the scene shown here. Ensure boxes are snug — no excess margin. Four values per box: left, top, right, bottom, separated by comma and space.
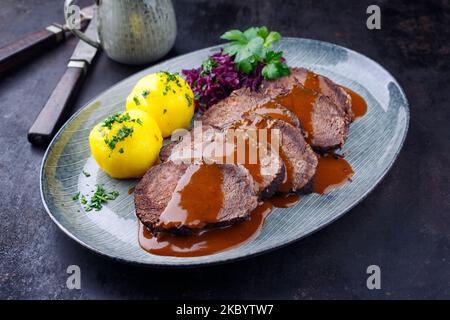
40, 37, 410, 267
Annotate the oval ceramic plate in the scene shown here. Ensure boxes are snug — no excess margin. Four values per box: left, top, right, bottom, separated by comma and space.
41, 38, 409, 267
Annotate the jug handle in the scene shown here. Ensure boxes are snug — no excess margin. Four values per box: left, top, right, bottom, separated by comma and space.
64, 0, 101, 49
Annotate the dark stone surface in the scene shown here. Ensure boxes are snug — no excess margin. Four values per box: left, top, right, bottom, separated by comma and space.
0, 0, 449, 299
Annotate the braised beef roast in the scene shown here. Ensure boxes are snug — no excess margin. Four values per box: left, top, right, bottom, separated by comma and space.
135, 161, 259, 235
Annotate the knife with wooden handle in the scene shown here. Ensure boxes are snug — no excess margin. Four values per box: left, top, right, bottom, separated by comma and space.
0, 5, 93, 76
0, 25, 66, 75
28, 20, 99, 146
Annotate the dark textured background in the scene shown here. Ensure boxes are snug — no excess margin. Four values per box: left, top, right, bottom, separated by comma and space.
0, 0, 449, 299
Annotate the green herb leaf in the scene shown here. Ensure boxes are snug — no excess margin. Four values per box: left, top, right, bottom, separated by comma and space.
256, 26, 269, 40
262, 59, 290, 80
236, 56, 256, 74
84, 185, 119, 212
221, 26, 288, 80
201, 58, 217, 75
243, 27, 260, 40
220, 29, 247, 43
265, 50, 284, 62
264, 31, 281, 47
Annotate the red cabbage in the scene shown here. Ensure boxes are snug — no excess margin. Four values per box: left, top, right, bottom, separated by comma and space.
182, 50, 264, 111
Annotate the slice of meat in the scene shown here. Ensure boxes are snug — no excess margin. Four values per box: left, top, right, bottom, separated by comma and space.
288, 67, 354, 120
200, 87, 300, 128
160, 125, 218, 163
134, 161, 259, 235
162, 125, 285, 200
261, 74, 350, 152
237, 117, 318, 193
272, 120, 318, 193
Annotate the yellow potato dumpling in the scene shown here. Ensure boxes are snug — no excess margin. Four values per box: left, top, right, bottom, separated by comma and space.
89, 109, 162, 179
125, 71, 194, 138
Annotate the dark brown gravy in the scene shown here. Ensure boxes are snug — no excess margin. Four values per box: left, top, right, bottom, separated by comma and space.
228, 132, 264, 185
273, 86, 317, 144
158, 164, 224, 229
302, 70, 367, 120
252, 105, 298, 127
270, 193, 300, 208
342, 87, 367, 120
314, 153, 354, 194
139, 202, 273, 257
304, 70, 321, 92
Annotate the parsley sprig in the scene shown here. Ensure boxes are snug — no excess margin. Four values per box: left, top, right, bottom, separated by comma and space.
220, 26, 290, 80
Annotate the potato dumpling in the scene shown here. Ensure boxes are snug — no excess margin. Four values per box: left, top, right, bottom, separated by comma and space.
89, 109, 162, 179
125, 71, 194, 138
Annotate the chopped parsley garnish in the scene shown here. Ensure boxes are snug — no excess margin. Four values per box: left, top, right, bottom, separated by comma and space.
185, 93, 193, 107
142, 90, 150, 97
101, 112, 132, 130
201, 58, 217, 75
72, 192, 80, 201
82, 171, 91, 177
117, 125, 134, 140
163, 108, 167, 114
104, 125, 134, 151
136, 118, 143, 125
118, 148, 124, 154
133, 96, 140, 105
160, 71, 183, 95
81, 194, 87, 205
84, 185, 119, 212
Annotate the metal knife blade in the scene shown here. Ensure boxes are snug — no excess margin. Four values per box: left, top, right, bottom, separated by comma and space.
68, 19, 99, 69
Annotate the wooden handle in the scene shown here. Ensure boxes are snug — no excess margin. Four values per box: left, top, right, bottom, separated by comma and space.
0, 26, 65, 75
28, 67, 85, 146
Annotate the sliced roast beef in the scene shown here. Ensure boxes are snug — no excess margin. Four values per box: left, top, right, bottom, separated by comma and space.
236, 117, 318, 193
270, 119, 318, 193
261, 73, 350, 151
161, 125, 285, 200
159, 125, 218, 163
200, 87, 300, 128
288, 67, 354, 120
134, 161, 259, 235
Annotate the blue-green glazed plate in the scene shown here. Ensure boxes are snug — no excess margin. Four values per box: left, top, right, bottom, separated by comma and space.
40, 38, 409, 267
